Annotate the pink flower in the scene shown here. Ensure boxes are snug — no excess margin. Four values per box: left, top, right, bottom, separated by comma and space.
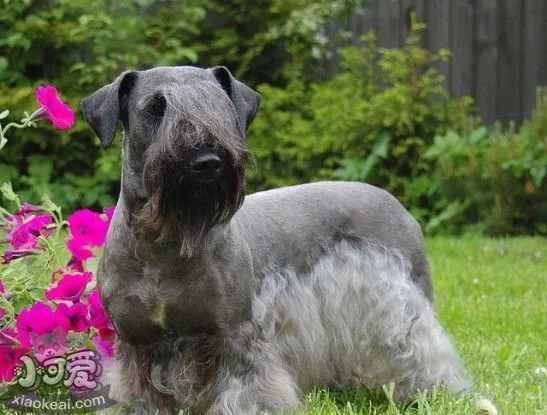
92, 335, 115, 360
66, 238, 95, 262
9, 214, 53, 250
35, 86, 75, 130
55, 303, 90, 332
67, 257, 85, 272
2, 248, 34, 264
104, 206, 115, 226
0, 329, 27, 380
98, 324, 116, 339
45, 272, 93, 303
0, 309, 5, 320
0, 280, 4, 294
68, 209, 109, 247
16, 302, 59, 348
2, 214, 23, 243
0, 329, 26, 382
87, 290, 115, 337
17, 203, 45, 217
0, 343, 26, 381
0, 329, 18, 346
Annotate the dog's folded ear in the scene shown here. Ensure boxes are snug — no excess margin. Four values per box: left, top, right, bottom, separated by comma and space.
81, 71, 138, 149
208, 66, 261, 138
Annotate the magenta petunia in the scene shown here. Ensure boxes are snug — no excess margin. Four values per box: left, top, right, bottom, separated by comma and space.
0, 343, 26, 382
0, 309, 5, 321
35, 86, 75, 130
87, 290, 115, 337
68, 209, 109, 247
17, 202, 46, 217
16, 302, 59, 348
92, 335, 115, 360
98, 324, 116, 340
67, 257, 85, 272
3, 214, 24, 243
45, 272, 93, 303
9, 214, 53, 250
103, 206, 116, 226
2, 248, 34, 264
0, 329, 18, 346
66, 238, 95, 262
55, 303, 90, 332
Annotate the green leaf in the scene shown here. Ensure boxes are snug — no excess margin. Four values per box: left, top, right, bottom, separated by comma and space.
0, 181, 19, 202
425, 201, 465, 233
371, 131, 391, 158
0, 110, 9, 120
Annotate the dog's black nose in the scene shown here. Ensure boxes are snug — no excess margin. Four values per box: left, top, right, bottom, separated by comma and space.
191, 152, 221, 179
192, 152, 221, 171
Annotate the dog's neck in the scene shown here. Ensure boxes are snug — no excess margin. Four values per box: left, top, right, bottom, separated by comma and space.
116, 189, 241, 261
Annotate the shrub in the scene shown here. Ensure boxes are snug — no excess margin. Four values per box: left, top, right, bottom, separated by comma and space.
424, 88, 547, 235
247, 18, 479, 224
0, 0, 206, 211
0, 0, 366, 213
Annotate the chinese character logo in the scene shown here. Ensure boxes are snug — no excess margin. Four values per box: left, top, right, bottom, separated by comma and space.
16, 349, 102, 392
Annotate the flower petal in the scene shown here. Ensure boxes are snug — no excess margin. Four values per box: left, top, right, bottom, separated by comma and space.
36, 85, 75, 130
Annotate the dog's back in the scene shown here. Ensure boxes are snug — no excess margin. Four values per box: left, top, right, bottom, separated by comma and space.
236, 181, 432, 299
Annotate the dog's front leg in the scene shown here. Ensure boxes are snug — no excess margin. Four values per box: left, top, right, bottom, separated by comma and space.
206, 367, 301, 415
205, 324, 302, 415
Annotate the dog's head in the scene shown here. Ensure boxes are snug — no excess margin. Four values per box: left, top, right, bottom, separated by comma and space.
82, 66, 260, 250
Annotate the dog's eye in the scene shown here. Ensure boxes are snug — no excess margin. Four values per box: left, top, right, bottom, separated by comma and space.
147, 93, 166, 118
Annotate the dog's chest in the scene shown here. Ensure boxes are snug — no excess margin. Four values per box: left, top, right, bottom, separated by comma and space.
142, 260, 222, 334
103, 260, 221, 344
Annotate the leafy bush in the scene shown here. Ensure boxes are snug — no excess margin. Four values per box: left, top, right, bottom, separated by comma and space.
424, 88, 547, 235
0, 0, 366, 212
247, 19, 479, 223
0, 0, 206, 211
2, 3, 544, 236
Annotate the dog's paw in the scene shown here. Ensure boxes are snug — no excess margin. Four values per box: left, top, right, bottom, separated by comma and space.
476, 396, 499, 415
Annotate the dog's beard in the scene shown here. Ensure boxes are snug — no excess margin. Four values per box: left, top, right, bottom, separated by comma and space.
133, 155, 245, 256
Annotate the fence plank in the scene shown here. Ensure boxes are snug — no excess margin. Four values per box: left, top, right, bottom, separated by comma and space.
377, 0, 402, 48
475, 0, 499, 123
496, 0, 524, 122
348, 6, 375, 42
341, 0, 546, 123
426, 0, 450, 90
449, 0, 474, 97
542, 2, 547, 87
522, 0, 545, 118
400, 0, 426, 42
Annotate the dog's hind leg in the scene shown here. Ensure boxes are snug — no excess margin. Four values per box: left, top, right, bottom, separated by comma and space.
353, 244, 471, 400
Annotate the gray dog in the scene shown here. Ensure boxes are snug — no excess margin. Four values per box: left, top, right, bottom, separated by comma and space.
82, 66, 470, 414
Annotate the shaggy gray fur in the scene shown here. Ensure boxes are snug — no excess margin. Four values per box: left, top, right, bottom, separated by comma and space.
82, 66, 470, 415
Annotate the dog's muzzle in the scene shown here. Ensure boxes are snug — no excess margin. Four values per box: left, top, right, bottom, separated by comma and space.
186, 150, 222, 183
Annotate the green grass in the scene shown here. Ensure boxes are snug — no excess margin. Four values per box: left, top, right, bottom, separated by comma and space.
296, 237, 547, 415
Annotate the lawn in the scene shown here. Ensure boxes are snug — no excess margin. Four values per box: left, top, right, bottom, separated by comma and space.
297, 237, 547, 415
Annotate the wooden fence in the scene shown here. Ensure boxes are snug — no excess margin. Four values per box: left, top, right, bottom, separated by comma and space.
339, 0, 547, 123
